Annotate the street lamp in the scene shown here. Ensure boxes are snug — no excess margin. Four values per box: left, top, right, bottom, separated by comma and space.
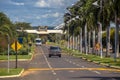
93, 0, 103, 58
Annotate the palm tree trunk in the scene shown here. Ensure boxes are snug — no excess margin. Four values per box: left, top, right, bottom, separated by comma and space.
106, 25, 110, 57
114, 11, 119, 61
85, 23, 88, 55
92, 30, 95, 54
88, 31, 91, 54
80, 29, 82, 53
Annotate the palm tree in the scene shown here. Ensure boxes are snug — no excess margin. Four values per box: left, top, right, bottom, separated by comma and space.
0, 12, 16, 53
103, 0, 120, 58
113, 0, 120, 59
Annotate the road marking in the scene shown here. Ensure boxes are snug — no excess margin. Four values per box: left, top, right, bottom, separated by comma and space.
82, 66, 85, 68
93, 71, 101, 74
76, 64, 80, 66
53, 72, 57, 75
69, 70, 75, 73
41, 47, 52, 69
28, 68, 120, 72
40, 47, 57, 76
72, 62, 76, 65
56, 78, 59, 80
69, 61, 72, 63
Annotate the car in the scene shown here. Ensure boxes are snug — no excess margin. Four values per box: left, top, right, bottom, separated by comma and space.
48, 46, 61, 58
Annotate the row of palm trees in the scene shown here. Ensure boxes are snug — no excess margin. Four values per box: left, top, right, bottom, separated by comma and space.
63, 0, 120, 58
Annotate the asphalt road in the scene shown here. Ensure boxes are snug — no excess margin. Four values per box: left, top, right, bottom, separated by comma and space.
1, 45, 120, 80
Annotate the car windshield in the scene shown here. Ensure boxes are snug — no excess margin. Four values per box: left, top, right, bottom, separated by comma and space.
36, 40, 41, 43
50, 47, 60, 51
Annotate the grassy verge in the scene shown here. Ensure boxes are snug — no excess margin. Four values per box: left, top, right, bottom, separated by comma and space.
0, 55, 32, 60
63, 48, 120, 67
0, 68, 23, 76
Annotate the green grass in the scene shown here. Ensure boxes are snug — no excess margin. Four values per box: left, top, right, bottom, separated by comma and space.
0, 68, 23, 76
0, 55, 32, 60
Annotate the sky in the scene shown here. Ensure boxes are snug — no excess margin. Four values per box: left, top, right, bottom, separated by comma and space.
0, 0, 79, 27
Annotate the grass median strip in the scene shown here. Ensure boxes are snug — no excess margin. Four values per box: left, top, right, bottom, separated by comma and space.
0, 55, 32, 61
0, 68, 23, 76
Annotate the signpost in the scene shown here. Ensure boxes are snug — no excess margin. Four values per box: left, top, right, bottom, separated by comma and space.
11, 41, 22, 68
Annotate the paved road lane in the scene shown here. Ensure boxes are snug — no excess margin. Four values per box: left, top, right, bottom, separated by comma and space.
1, 45, 120, 80
41, 45, 120, 80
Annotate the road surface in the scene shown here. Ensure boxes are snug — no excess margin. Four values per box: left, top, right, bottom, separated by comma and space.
1, 45, 120, 80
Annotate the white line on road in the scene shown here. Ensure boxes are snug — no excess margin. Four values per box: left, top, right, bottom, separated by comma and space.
76, 64, 80, 66
41, 47, 60, 80
72, 62, 76, 65
41, 49, 52, 69
93, 71, 101, 74
40, 47, 57, 75
82, 66, 85, 68
53, 72, 57, 75
56, 78, 60, 80
69, 61, 72, 63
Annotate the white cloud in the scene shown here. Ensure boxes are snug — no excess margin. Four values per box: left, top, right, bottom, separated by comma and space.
10, 1, 24, 6
35, 0, 64, 8
53, 12, 60, 17
41, 12, 62, 18
14, 2, 24, 6
35, 0, 49, 7
48, 0, 64, 6
36, 16, 41, 19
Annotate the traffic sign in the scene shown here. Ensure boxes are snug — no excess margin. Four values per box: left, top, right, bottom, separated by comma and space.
18, 37, 23, 44
11, 41, 22, 51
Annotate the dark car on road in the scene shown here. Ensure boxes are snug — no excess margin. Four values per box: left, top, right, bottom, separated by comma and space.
48, 46, 61, 58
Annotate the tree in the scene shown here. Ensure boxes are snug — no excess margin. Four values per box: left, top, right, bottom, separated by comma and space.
0, 12, 16, 54
15, 22, 32, 30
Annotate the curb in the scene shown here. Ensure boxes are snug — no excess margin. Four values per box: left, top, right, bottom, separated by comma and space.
0, 69, 24, 78
109, 65, 120, 69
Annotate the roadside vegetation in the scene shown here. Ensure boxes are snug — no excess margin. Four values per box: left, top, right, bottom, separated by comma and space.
0, 12, 35, 61
63, 0, 120, 58
0, 44, 34, 60
0, 68, 23, 76
63, 48, 120, 67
